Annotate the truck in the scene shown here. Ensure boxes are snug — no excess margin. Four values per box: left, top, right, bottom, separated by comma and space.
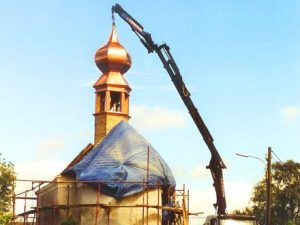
112, 4, 257, 225
204, 215, 256, 225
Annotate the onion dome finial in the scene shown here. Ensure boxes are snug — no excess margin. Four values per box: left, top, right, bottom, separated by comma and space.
95, 24, 131, 74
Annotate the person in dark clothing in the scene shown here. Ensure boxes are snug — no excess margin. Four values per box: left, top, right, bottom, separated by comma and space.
162, 185, 175, 225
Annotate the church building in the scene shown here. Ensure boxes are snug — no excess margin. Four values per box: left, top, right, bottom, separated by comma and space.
36, 24, 177, 225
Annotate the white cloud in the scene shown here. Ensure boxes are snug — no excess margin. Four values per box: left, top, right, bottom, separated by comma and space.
172, 166, 187, 178
191, 165, 210, 178
187, 181, 252, 224
172, 165, 210, 179
189, 188, 216, 215
281, 105, 300, 123
78, 129, 92, 138
14, 159, 68, 214
130, 104, 188, 131
225, 181, 253, 212
15, 159, 68, 181
172, 165, 252, 215
79, 77, 97, 87
36, 136, 65, 159
131, 83, 200, 93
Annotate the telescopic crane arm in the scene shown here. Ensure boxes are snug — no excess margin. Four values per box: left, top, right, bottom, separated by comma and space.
112, 4, 227, 215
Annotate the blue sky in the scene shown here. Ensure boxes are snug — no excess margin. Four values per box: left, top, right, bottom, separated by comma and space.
1, 0, 300, 218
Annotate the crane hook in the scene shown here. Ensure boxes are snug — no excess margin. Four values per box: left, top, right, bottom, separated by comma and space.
112, 9, 115, 26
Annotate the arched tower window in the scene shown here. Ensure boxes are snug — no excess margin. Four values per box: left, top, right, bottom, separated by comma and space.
100, 92, 106, 112
110, 92, 121, 112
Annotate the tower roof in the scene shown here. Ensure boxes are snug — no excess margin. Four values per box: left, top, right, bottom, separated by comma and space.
95, 24, 131, 74
63, 121, 176, 198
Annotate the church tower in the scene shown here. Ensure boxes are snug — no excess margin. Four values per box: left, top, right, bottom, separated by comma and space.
93, 24, 132, 144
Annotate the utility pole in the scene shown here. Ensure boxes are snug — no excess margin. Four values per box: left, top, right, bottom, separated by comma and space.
266, 147, 272, 225
236, 148, 272, 225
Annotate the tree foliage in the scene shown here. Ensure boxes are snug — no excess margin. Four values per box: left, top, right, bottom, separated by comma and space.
250, 160, 300, 225
0, 154, 15, 217
0, 212, 13, 225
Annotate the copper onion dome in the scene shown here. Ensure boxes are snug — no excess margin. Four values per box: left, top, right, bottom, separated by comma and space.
95, 24, 131, 74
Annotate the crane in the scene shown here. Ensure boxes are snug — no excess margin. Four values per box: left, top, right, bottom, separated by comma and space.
112, 4, 256, 225
112, 3, 226, 214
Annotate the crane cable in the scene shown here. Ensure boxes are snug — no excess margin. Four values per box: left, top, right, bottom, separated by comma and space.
112, 10, 115, 25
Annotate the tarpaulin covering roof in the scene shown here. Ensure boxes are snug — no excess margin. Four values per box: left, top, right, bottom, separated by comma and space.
63, 121, 176, 198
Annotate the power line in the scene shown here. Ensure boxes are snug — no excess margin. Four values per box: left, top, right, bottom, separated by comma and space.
271, 150, 283, 163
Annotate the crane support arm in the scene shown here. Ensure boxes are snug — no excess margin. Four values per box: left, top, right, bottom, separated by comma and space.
112, 4, 156, 53
112, 4, 227, 215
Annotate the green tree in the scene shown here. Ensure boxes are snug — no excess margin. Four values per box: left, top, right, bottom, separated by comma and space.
251, 160, 300, 225
0, 212, 13, 225
0, 154, 15, 224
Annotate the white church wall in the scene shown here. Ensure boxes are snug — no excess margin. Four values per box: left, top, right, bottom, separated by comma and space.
38, 176, 163, 225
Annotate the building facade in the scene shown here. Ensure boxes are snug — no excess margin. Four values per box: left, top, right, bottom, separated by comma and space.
37, 24, 176, 225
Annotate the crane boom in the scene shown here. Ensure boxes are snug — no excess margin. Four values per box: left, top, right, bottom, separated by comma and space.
112, 4, 227, 215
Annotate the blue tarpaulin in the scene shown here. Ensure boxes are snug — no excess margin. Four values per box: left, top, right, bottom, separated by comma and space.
63, 121, 176, 198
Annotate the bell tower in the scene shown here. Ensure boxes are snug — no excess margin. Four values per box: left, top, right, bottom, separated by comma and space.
93, 24, 132, 144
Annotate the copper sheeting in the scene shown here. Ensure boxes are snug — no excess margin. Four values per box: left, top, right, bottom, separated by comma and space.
95, 24, 131, 74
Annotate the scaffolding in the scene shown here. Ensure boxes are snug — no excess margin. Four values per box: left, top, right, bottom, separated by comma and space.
12, 179, 191, 225
9, 145, 200, 225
